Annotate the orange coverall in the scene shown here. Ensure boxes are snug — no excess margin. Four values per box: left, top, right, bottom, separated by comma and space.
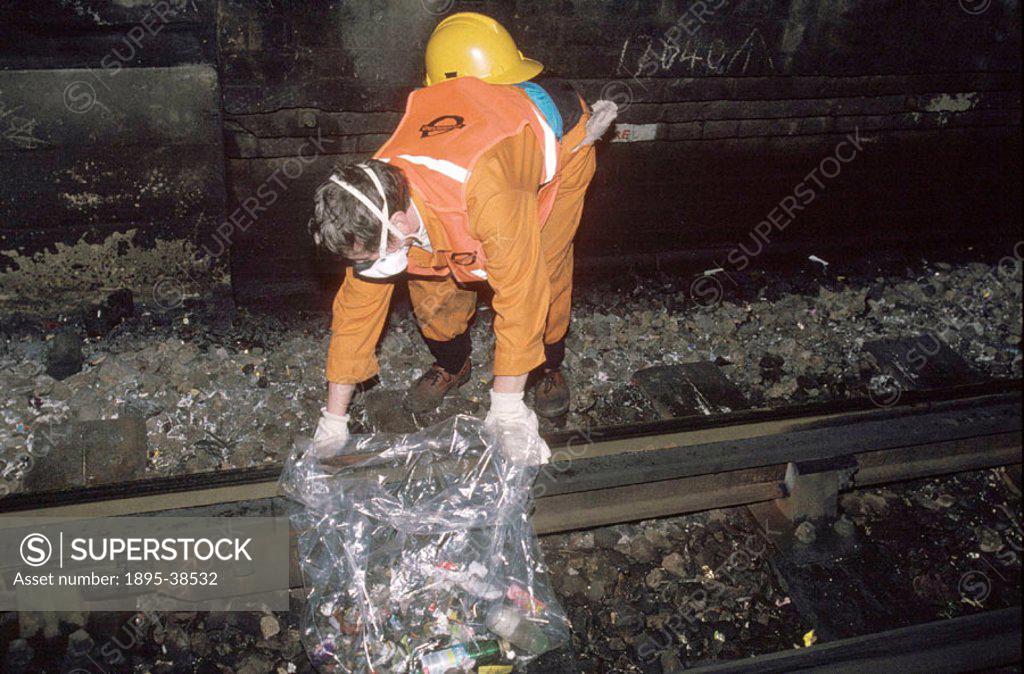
326, 111, 596, 384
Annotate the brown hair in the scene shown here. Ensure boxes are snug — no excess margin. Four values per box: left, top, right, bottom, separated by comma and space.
308, 160, 410, 258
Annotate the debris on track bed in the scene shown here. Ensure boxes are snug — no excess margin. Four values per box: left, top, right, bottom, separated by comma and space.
531, 509, 804, 673
2, 468, 1019, 672
835, 466, 1022, 626
1, 255, 1020, 494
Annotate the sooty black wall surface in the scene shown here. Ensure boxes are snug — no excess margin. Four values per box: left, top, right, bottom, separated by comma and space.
1, 1, 1021, 309
0, 1, 224, 257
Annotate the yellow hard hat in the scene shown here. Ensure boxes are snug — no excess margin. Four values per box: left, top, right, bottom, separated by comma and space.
424, 12, 543, 86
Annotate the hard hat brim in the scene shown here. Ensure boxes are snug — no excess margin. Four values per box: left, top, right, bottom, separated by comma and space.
485, 58, 544, 85
423, 58, 544, 87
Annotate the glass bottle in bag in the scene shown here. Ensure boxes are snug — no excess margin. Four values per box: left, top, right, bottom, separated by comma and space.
419, 639, 502, 674
485, 604, 550, 655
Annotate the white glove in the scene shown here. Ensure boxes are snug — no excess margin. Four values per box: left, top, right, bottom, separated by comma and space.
572, 99, 618, 152
484, 390, 551, 466
312, 408, 350, 458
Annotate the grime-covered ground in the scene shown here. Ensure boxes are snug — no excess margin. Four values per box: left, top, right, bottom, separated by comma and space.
3, 467, 1019, 672
530, 467, 1022, 672
1, 240, 1021, 494
530, 509, 806, 673
1, 238, 1022, 670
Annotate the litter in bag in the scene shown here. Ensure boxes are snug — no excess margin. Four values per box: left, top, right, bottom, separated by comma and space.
279, 415, 569, 673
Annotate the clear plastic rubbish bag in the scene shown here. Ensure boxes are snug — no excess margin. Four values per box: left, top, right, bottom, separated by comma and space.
279, 415, 569, 673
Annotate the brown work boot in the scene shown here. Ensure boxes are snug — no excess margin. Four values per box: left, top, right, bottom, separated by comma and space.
405, 360, 471, 414
533, 368, 570, 418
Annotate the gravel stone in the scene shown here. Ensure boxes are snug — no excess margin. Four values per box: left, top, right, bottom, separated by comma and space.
661, 552, 688, 577
260, 614, 281, 640
794, 521, 817, 545
66, 628, 94, 658
45, 329, 83, 380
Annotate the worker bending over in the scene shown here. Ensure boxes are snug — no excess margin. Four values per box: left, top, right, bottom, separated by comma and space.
308, 13, 616, 459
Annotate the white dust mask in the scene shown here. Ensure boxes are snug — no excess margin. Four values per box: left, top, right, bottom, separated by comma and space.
354, 245, 409, 279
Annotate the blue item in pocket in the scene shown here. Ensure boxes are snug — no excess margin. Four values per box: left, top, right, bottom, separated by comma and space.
515, 82, 564, 141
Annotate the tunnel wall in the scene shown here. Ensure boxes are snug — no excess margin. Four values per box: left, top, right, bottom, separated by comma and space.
0, 1, 225, 263
1, 1, 1021, 309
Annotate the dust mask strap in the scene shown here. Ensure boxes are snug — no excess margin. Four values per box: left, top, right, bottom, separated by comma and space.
329, 164, 402, 257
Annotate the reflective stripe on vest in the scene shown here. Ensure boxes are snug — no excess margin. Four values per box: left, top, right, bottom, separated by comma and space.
396, 154, 470, 183
531, 109, 558, 184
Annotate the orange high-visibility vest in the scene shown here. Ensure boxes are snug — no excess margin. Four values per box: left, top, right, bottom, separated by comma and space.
375, 76, 560, 283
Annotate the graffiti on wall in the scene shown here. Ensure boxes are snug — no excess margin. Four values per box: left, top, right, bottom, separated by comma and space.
625, 25, 775, 78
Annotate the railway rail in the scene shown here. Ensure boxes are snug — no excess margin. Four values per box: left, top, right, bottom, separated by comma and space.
1, 379, 1020, 672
